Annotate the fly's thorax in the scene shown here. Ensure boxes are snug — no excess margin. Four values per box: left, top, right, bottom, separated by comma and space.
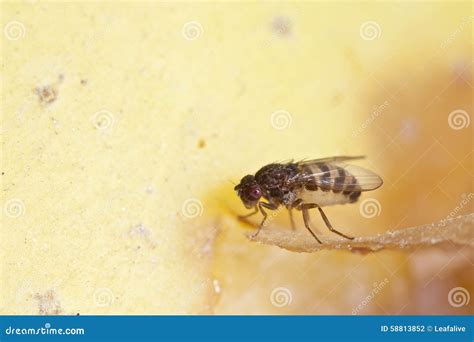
254, 163, 300, 203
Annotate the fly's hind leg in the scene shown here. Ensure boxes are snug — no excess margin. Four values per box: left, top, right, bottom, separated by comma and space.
316, 205, 354, 240
293, 200, 322, 244
251, 202, 278, 238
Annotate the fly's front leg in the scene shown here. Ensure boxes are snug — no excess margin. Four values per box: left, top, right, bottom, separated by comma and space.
251, 202, 277, 238
288, 209, 296, 231
316, 205, 354, 240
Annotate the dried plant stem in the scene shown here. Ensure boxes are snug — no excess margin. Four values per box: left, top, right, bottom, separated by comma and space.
247, 213, 474, 253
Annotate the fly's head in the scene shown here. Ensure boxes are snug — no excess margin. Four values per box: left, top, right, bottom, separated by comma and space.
234, 175, 262, 209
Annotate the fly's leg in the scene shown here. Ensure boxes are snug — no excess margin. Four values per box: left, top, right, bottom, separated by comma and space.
293, 200, 322, 244
301, 205, 322, 244
238, 206, 258, 220
316, 205, 354, 240
251, 202, 278, 238
288, 209, 296, 231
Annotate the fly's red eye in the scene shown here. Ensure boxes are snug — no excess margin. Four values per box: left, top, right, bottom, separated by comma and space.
248, 187, 261, 200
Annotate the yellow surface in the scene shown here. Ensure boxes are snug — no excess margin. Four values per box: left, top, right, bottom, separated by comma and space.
1, 1, 472, 314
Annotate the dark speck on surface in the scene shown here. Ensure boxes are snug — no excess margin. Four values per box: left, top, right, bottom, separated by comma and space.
35, 85, 58, 105
272, 16, 292, 37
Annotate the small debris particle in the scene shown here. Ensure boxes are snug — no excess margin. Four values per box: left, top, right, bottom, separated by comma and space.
51, 117, 60, 129
129, 224, 151, 238
80, 79, 88, 85
272, 16, 292, 37
35, 85, 58, 105
213, 279, 221, 294
34, 290, 62, 315
34, 75, 64, 106
198, 139, 206, 149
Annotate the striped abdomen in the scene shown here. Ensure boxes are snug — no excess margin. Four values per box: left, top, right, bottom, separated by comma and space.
297, 163, 361, 206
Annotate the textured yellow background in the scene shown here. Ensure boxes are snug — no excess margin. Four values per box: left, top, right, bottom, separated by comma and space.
1, 1, 472, 314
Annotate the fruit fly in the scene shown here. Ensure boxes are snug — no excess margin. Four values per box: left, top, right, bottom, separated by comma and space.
234, 156, 383, 243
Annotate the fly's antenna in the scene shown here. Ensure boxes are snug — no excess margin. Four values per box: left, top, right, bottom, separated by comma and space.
227, 179, 237, 186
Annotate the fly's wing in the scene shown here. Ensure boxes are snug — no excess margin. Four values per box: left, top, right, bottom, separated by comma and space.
296, 161, 383, 192
298, 155, 365, 165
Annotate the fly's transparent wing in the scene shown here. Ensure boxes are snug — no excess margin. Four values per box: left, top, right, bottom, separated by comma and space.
298, 155, 365, 165
297, 160, 383, 192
